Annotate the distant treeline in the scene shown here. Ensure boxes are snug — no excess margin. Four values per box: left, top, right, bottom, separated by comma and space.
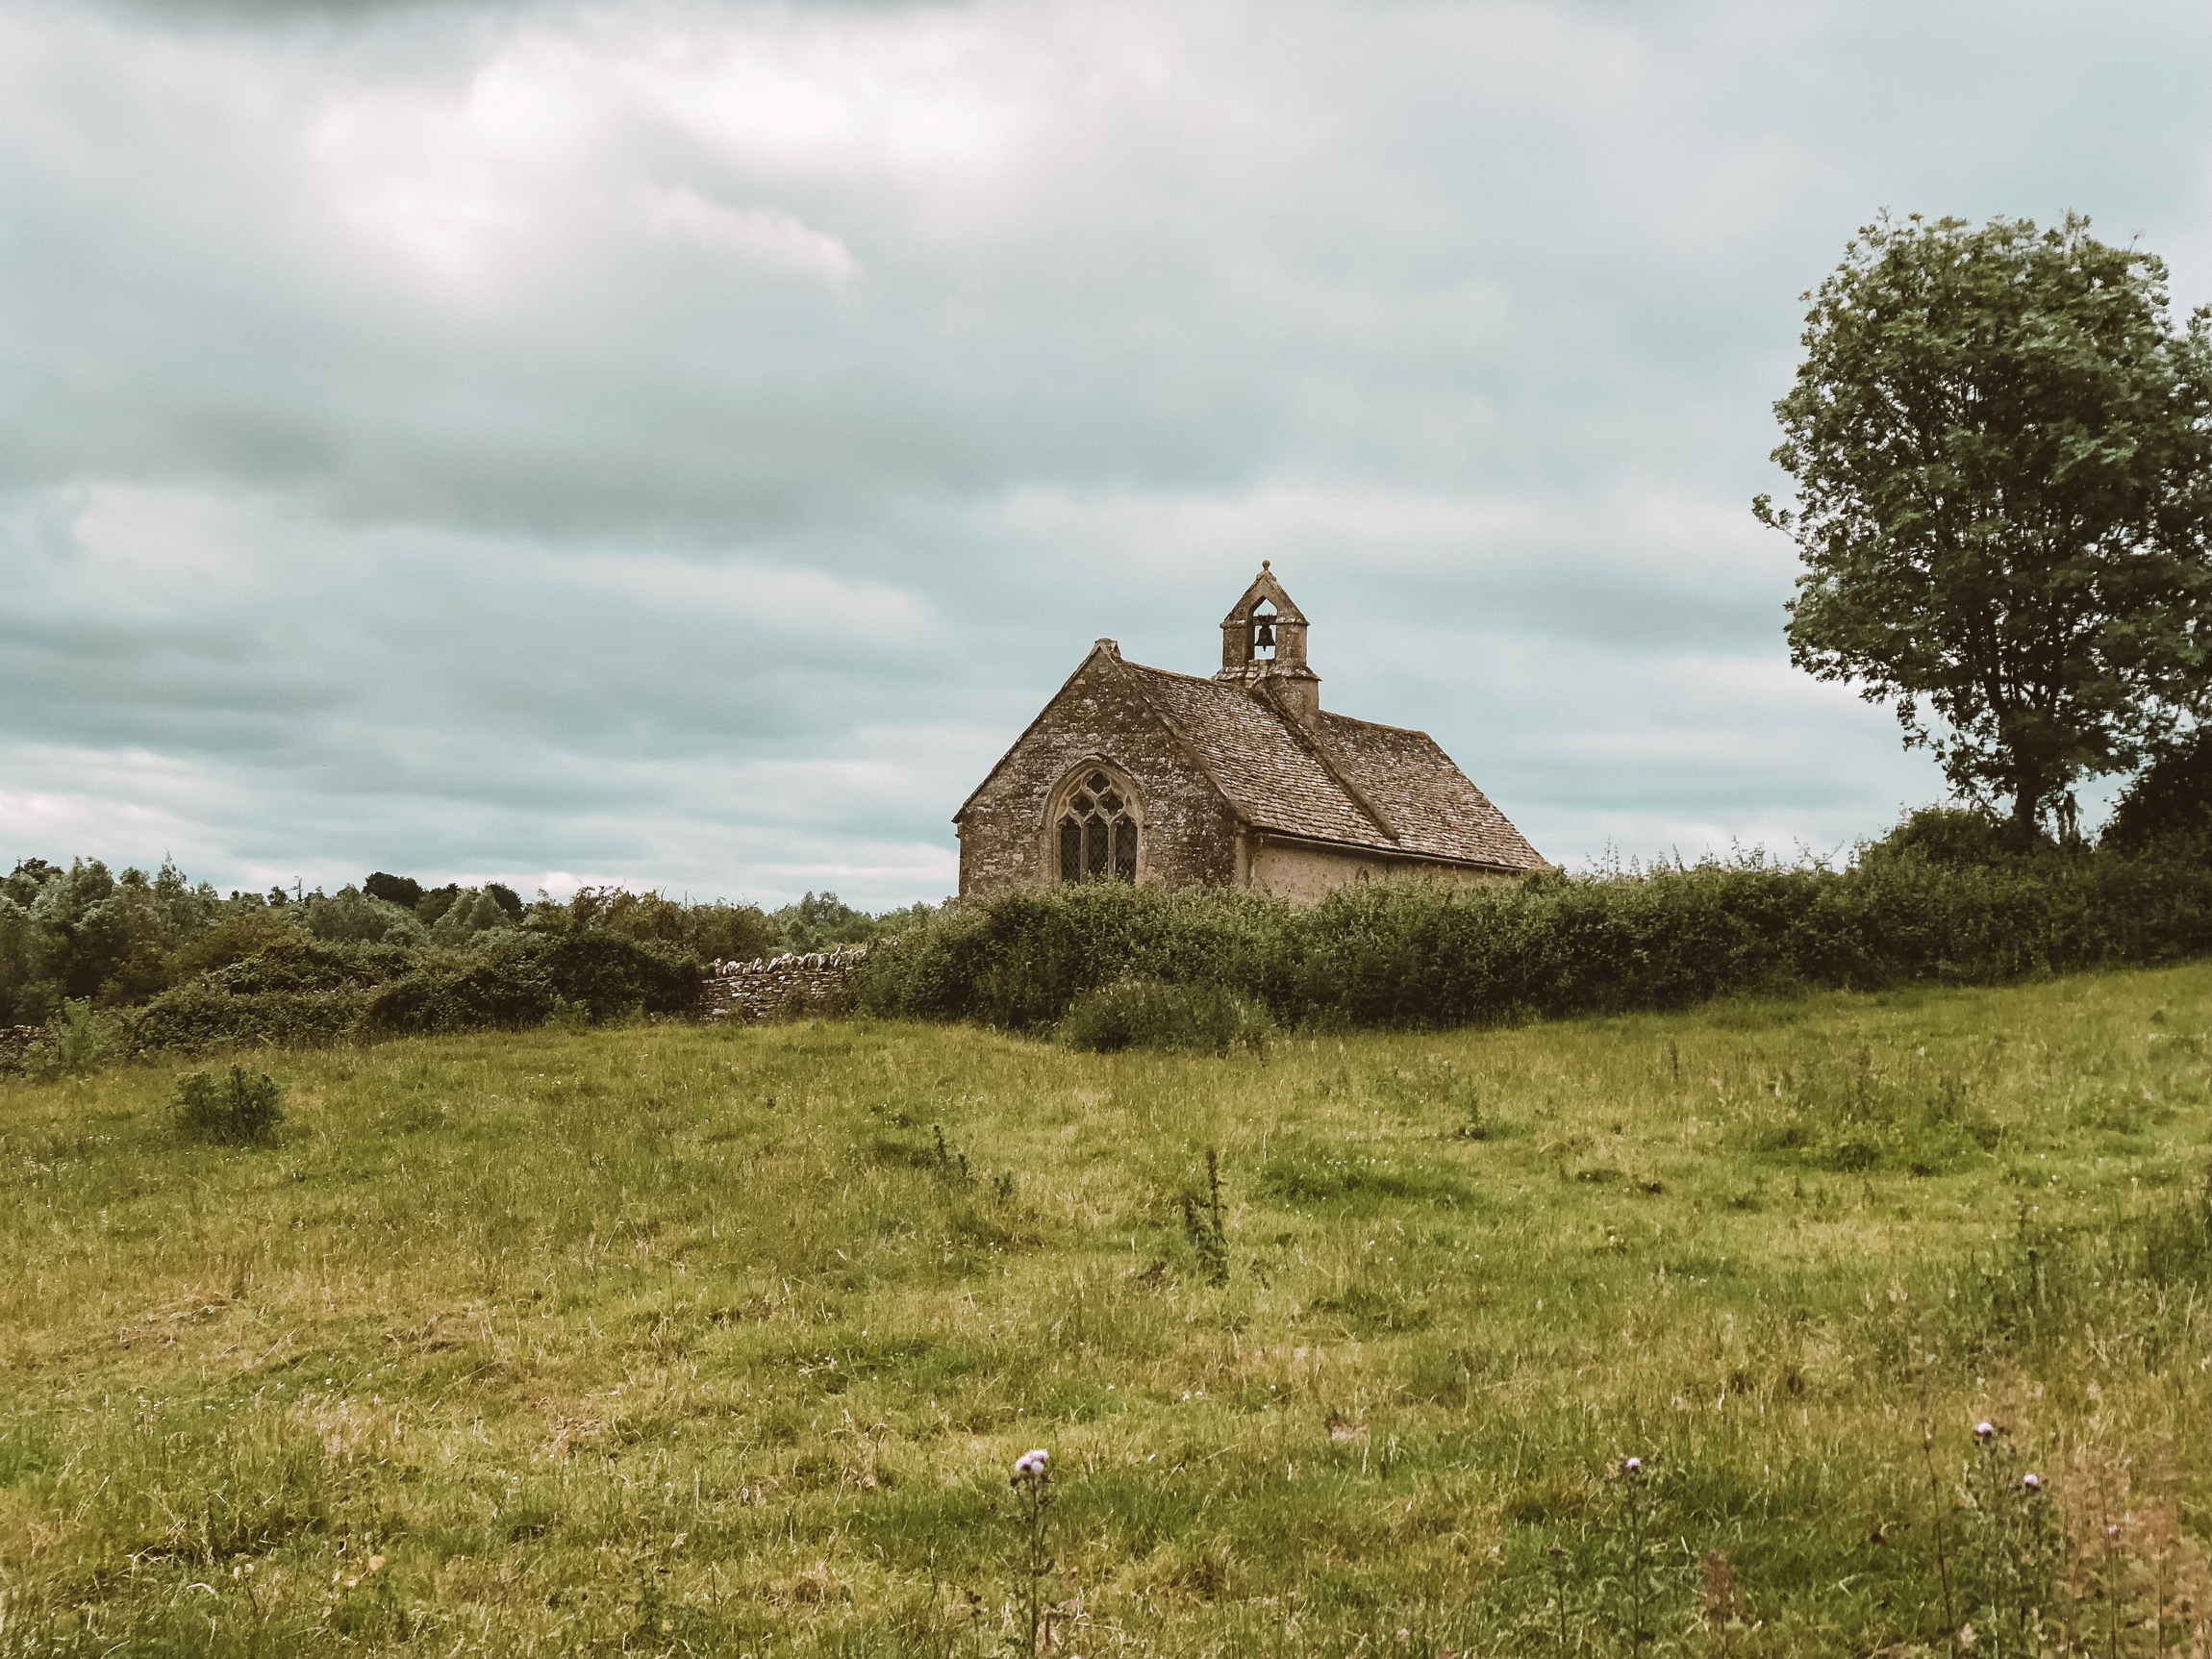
854, 809, 2212, 1032
0, 862, 928, 1056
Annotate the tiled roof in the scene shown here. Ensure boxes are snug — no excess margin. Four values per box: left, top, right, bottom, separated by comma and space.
1118, 661, 1547, 872
1315, 710, 1549, 871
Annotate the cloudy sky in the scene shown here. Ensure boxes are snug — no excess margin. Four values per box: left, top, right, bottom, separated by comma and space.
3, 0, 2207, 909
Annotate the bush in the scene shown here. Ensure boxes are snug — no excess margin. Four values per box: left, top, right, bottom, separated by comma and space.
858, 830, 2212, 1034
174, 1066, 285, 1145
163, 911, 301, 983
2104, 731, 2212, 852
300, 886, 425, 946
364, 933, 700, 1036
558, 887, 778, 964
16, 998, 117, 1079
364, 871, 424, 909
1056, 976, 1275, 1054
131, 983, 375, 1054
1856, 804, 2018, 867
415, 885, 463, 925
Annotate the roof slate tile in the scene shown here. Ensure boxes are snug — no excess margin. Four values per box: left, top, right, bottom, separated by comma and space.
1118, 661, 1546, 872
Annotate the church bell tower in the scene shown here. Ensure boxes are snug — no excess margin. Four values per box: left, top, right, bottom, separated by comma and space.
1215, 562, 1320, 726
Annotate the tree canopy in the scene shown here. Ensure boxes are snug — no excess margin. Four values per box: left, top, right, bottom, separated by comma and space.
1756, 212, 2212, 836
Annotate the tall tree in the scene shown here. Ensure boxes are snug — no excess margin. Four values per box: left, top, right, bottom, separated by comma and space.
1756, 213, 2212, 838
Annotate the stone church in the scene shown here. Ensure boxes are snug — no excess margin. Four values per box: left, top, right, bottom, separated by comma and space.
955, 566, 1548, 899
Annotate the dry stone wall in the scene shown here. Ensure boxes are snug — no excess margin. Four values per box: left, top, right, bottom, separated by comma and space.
704, 945, 868, 1022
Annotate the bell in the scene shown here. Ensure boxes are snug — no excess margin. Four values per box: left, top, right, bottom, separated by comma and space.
1253, 620, 1275, 648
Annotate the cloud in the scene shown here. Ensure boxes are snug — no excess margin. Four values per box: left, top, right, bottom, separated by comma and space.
0, 0, 2205, 904
640, 185, 859, 279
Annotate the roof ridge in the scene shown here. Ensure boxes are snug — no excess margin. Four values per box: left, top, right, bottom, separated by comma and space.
1118, 659, 1234, 689
953, 642, 1120, 822
1317, 708, 1438, 742
1253, 680, 1399, 843
1106, 653, 1255, 825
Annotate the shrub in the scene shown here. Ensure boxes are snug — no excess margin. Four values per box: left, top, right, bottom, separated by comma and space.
1056, 976, 1275, 1054
861, 830, 2212, 1033
559, 887, 778, 964
18, 998, 116, 1079
537, 932, 702, 1020
163, 911, 302, 983
174, 1066, 285, 1144
365, 945, 555, 1034
415, 884, 463, 925
363, 871, 424, 909
1856, 804, 2018, 867
131, 982, 375, 1054
365, 933, 700, 1035
2104, 731, 2212, 852
300, 885, 425, 945
210, 936, 415, 993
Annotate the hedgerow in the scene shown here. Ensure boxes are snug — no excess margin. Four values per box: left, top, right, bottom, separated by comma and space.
113, 932, 702, 1058
855, 822, 2212, 1032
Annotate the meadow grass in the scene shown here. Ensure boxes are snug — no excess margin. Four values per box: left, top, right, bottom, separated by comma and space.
1, 966, 2207, 1656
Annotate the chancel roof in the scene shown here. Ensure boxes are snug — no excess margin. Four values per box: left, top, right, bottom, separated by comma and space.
1117, 659, 1548, 872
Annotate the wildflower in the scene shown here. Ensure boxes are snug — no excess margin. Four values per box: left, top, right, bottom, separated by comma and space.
1621, 1456, 1644, 1473
1974, 1420, 1995, 1439
2023, 1472, 2041, 1490
367, 1554, 385, 1573
1013, 1448, 1049, 1482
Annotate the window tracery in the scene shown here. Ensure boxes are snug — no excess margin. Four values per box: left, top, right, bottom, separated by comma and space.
1058, 768, 1140, 883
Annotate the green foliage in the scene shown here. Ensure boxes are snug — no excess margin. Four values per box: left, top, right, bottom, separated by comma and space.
2104, 728, 2212, 852
365, 932, 697, 1035
557, 886, 778, 964
0, 856, 61, 907
770, 890, 884, 953
364, 871, 425, 910
1858, 804, 2018, 868
1757, 212, 2212, 836
172, 1064, 285, 1144
855, 881, 1294, 1029
1056, 975, 1275, 1054
414, 883, 463, 925
301, 884, 426, 945
485, 882, 523, 919
861, 833, 2212, 1032
22, 997, 116, 1079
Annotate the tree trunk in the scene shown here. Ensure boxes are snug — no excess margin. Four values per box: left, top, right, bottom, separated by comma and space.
2006, 770, 2045, 849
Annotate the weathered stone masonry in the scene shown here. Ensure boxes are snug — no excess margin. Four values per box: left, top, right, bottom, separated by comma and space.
703, 946, 869, 1022
956, 646, 1243, 897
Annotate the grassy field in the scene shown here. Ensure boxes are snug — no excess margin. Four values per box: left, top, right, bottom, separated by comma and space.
1, 967, 2208, 1657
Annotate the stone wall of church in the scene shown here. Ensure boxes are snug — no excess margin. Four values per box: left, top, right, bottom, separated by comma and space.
1248, 839, 1511, 903
958, 649, 1242, 898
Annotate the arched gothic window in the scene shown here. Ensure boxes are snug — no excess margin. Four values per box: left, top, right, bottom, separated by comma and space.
1058, 769, 1139, 883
